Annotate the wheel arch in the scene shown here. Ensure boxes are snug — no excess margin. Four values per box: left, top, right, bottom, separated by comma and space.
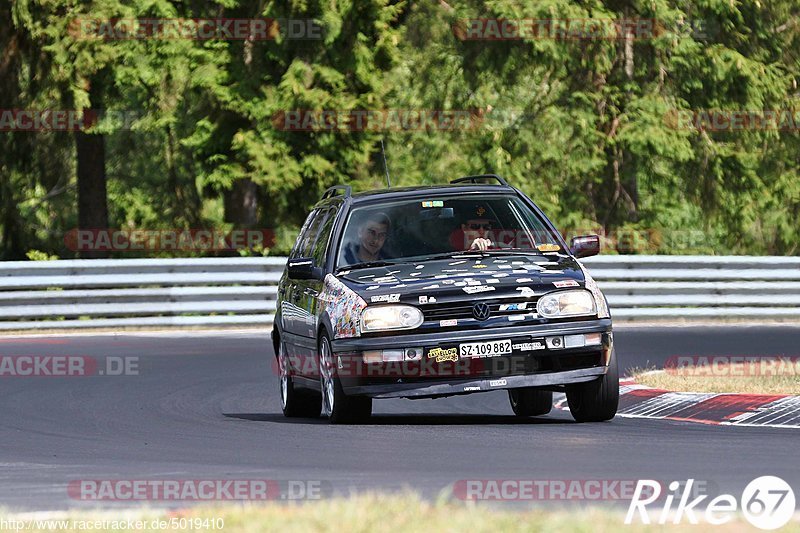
317, 312, 334, 344
271, 325, 281, 359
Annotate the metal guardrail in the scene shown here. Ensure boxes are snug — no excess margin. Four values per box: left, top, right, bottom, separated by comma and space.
582, 255, 800, 320
0, 258, 285, 330
0, 256, 797, 330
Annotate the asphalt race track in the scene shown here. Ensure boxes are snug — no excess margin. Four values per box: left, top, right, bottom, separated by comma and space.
1, 326, 798, 511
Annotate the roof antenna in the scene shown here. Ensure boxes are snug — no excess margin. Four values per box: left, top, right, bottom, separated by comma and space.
380, 138, 391, 188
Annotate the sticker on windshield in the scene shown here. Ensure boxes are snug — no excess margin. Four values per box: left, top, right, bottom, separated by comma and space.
537, 243, 561, 252
421, 200, 444, 208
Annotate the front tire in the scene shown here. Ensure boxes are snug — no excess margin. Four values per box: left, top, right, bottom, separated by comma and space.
508, 388, 553, 416
565, 348, 619, 422
319, 333, 372, 424
278, 341, 321, 418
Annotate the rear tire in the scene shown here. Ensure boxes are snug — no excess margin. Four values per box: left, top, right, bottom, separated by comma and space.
565, 348, 619, 422
278, 341, 321, 418
319, 333, 372, 424
508, 388, 553, 416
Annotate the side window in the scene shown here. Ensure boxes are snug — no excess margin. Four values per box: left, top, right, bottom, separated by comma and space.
311, 207, 338, 267
291, 210, 320, 259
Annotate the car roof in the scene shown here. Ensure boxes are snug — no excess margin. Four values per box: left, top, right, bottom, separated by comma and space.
348, 184, 518, 204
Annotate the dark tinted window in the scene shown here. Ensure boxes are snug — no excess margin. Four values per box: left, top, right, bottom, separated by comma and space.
336, 194, 561, 267
311, 207, 338, 266
291, 210, 321, 259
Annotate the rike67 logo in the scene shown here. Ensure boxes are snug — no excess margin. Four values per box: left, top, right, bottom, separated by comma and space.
626, 476, 796, 530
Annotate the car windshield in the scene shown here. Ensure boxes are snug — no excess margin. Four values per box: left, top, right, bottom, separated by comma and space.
335, 194, 562, 268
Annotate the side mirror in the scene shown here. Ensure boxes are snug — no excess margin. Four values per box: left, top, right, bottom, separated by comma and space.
288, 257, 323, 280
570, 235, 600, 258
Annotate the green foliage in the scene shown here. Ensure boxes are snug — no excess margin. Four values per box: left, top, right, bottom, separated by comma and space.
26, 249, 59, 261
1, 0, 799, 258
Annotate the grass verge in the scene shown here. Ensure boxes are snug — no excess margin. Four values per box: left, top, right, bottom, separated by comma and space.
631, 364, 800, 395
4, 493, 799, 532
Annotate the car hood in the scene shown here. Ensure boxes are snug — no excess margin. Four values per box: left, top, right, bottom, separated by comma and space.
337, 253, 586, 305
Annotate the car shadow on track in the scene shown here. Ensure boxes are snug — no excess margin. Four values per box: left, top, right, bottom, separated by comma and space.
223, 413, 574, 425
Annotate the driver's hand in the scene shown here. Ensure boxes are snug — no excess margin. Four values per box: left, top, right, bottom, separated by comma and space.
469, 238, 492, 251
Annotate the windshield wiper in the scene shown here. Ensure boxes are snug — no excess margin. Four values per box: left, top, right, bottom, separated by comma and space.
414, 248, 549, 261
472, 248, 553, 255
336, 260, 398, 272
410, 251, 485, 261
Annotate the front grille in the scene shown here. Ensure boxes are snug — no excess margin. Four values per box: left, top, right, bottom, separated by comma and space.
423, 297, 537, 321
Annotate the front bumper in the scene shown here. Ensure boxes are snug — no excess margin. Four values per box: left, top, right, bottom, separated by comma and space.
330, 318, 612, 399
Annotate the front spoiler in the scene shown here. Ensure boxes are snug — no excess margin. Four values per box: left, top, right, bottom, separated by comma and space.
346, 365, 607, 399
331, 318, 612, 352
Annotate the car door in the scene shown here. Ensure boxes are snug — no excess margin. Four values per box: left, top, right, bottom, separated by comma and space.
282, 209, 322, 342
294, 206, 338, 339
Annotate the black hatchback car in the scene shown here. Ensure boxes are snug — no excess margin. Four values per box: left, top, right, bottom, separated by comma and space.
272, 175, 617, 423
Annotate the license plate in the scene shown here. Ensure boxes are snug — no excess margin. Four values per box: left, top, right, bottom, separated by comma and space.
459, 339, 512, 358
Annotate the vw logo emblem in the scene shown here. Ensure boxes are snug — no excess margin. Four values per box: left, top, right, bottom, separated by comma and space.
472, 302, 491, 321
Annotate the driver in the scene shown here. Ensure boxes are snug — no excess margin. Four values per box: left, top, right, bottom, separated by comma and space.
462, 215, 495, 251
449, 205, 498, 251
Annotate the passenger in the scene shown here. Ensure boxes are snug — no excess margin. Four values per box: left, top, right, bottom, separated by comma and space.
342, 212, 391, 264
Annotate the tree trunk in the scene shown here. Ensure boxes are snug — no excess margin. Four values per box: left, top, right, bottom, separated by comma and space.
621, 7, 638, 221
75, 76, 109, 258
0, 174, 25, 259
224, 178, 258, 227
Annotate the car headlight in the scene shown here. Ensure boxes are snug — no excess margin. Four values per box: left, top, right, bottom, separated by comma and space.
537, 290, 596, 319
361, 305, 424, 332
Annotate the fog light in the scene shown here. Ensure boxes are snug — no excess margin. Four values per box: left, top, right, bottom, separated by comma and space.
584, 333, 602, 346
564, 334, 585, 348
363, 351, 382, 364
381, 349, 404, 362
546, 336, 564, 349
